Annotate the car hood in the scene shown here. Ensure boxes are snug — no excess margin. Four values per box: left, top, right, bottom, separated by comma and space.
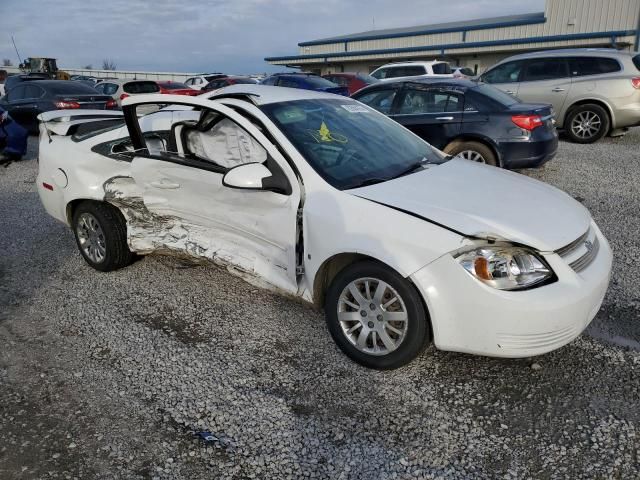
349, 158, 591, 252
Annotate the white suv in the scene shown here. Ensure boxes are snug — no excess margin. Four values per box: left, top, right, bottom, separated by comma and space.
371, 61, 453, 81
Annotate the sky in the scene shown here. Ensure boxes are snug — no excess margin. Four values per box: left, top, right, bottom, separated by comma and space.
0, 0, 546, 75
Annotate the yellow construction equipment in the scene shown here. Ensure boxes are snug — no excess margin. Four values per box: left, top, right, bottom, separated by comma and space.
19, 57, 70, 80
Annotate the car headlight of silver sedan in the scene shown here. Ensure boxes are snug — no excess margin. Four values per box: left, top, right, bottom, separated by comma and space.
454, 245, 553, 290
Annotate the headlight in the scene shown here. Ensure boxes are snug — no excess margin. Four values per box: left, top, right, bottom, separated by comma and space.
454, 246, 552, 290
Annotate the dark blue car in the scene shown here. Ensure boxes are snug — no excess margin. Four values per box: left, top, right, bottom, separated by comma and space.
261, 73, 349, 96
352, 78, 558, 169
0, 106, 28, 163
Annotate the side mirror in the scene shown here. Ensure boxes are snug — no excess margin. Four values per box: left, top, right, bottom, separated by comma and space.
222, 162, 272, 191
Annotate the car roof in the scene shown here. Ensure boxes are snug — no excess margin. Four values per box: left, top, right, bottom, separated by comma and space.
205, 84, 349, 105
497, 48, 636, 63
17, 79, 87, 86
376, 60, 447, 68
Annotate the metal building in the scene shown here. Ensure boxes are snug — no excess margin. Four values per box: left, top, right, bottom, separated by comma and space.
265, 0, 640, 75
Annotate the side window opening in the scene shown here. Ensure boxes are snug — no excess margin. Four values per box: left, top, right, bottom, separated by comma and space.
184, 118, 268, 169
397, 89, 461, 114
133, 104, 268, 171
522, 58, 569, 82
355, 89, 397, 114
482, 61, 524, 84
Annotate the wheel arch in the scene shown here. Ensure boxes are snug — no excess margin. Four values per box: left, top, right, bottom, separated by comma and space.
311, 253, 431, 322
444, 135, 502, 167
562, 99, 614, 131
66, 198, 115, 225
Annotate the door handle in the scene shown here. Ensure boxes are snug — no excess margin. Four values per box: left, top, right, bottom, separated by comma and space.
436, 116, 454, 121
150, 179, 180, 189
505, 90, 515, 95
551, 87, 565, 92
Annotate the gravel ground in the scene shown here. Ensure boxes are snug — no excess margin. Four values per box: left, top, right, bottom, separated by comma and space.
1, 131, 639, 479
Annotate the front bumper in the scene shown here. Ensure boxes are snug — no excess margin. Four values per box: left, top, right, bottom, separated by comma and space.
410, 222, 612, 358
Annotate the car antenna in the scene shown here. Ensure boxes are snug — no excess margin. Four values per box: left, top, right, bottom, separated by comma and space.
11, 35, 23, 65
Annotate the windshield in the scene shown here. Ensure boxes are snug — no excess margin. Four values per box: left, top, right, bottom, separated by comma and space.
261, 98, 444, 190
124, 81, 160, 94
304, 76, 339, 88
357, 73, 379, 84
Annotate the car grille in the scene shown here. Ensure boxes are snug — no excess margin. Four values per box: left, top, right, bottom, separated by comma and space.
497, 324, 579, 351
556, 226, 599, 273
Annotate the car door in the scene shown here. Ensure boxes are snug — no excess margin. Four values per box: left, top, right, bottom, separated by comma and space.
517, 57, 571, 115
3, 85, 31, 128
390, 85, 462, 149
480, 59, 525, 97
23, 84, 46, 130
124, 101, 302, 294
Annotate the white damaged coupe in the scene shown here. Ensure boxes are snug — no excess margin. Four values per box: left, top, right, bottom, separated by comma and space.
37, 85, 612, 369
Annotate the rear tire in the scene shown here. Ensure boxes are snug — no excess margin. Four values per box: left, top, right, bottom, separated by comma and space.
72, 201, 135, 272
444, 140, 498, 166
325, 261, 430, 369
564, 104, 609, 144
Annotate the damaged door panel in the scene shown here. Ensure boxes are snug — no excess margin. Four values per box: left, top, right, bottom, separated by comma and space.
122, 101, 302, 295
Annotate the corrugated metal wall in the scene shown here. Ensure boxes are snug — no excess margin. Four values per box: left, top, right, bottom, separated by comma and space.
292, 0, 639, 57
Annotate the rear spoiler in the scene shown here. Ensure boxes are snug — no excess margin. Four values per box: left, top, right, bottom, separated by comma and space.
38, 110, 124, 136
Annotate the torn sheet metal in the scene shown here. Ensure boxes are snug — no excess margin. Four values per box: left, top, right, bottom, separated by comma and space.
103, 176, 299, 297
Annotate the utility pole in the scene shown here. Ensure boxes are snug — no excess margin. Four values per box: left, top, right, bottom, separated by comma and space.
11, 36, 22, 64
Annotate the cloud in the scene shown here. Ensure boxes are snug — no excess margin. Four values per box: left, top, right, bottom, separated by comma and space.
0, 0, 545, 74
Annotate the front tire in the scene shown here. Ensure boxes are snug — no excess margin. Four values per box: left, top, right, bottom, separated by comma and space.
565, 104, 610, 144
325, 261, 430, 369
444, 140, 498, 166
72, 201, 135, 272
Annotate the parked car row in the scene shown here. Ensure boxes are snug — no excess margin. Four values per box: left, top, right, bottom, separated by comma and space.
479, 49, 640, 143
256, 48, 640, 145
0, 80, 117, 133
352, 78, 558, 168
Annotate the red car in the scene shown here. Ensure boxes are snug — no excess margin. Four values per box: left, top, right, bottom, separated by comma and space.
322, 73, 379, 95
156, 81, 200, 96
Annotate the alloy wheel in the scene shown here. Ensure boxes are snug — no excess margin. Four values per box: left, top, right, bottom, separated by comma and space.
76, 213, 107, 263
457, 150, 486, 163
571, 111, 602, 140
337, 277, 409, 356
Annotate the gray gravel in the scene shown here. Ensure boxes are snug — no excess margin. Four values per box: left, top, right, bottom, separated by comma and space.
1, 131, 639, 479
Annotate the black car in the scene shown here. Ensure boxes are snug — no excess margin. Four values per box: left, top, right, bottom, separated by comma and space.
0, 80, 116, 133
352, 78, 558, 168
4, 73, 50, 92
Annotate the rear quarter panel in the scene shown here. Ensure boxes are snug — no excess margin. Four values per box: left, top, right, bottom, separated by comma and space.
37, 125, 131, 225
561, 75, 639, 128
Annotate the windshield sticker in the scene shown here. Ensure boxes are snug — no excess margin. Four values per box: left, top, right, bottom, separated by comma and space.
341, 104, 370, 113
308, 121, 348, 144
